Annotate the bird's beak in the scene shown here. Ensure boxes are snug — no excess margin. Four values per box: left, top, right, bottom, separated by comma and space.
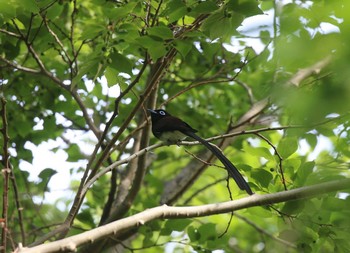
147, 109, 156, 114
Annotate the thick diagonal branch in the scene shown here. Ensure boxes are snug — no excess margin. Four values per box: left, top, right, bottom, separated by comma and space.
17, 178, 350, 253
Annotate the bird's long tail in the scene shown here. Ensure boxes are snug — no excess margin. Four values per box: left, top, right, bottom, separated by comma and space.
185, 131, 253, 195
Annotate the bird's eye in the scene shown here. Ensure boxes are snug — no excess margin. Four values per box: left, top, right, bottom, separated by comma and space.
159, 111, 166, 115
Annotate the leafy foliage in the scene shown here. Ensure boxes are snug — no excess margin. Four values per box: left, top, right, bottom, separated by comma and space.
1, 0, 350, 252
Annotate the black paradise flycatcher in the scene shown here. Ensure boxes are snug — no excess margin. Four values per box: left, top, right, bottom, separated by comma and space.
148, 109, 253, 195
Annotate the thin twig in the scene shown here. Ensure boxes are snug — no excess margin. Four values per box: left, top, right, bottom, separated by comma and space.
82, 143, 163, 201
0, 28, 21, 38
254, 133, 287, 191
1, 97, 10, 253
218, 176, 234, 238
235, 79, 255, 105
182, 177, 227, 205
144, 1, 151, 27
161, 55, 249, 107
235, 213, 296, 248
0, 99, 26, 244
0, 56, 41, 74
184, 149, 226, 170
180, 113, 348, 146
151, 0, 163, 27
42, 16, 72, 65
25, 14, 34, 41
68, 0, 80, 76
9, 172, 26, 246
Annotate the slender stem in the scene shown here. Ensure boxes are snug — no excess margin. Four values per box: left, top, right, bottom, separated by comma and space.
254, 132, 287, 191
1, 98, 10, 253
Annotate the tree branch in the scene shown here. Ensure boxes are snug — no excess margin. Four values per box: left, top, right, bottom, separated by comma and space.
287, 55, 332, 87
0, 56, 41, 74
16, 178, 350, 253
1, 97, 10, 253
0, 28, 21, 38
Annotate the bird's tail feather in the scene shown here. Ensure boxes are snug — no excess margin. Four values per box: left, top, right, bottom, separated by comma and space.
185, 131, 253, 195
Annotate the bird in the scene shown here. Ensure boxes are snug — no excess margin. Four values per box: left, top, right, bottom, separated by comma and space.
148, 109, 253, 195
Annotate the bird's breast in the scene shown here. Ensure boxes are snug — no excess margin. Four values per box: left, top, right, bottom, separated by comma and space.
157, 130, 188, 143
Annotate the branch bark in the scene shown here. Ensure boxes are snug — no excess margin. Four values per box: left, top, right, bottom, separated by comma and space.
287, 55, 332, 87
16, 178, 350, 253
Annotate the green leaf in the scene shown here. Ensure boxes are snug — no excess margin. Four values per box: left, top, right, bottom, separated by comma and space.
277, 137, 298, 159
109, 52, 133, 75
43, 115, 56, 133
251, 169, 273, 188
0, 1, 16, 20
116, 23, 140, 44
173, 39, 192, 57
201, 11, 244, 40
160, 219, 192, 235
318, 226, 334, 238
321, 197, 347, 211
66, 144, 82, 162
147, 26, 173, 40
249, 147, 274, 161
296, 161, 315, 185
104, 66, 119, 86
72, 56, 101, 86
76, 209, 95, 228
304, 133, 318, 149
135, 35, 160, 48
45, 2, 64, 19
21, 148, 33, 164
14, 116, 32, 138
37, 168, 57, 192
279, 229, 301, 243
21, 0, 40, 13
281, 200, 305, 215
187, 226, 201, 242
192, 1, 218, 15
79, 24, 105, 40
164, 0, 187, 23
38, 168, 57, 182
104, 2, 137, 19
149, 44, 167, 60
227, 0, 264, 17
12, 18, 26, 30
136, 36, 167, 60
3, 40, 21, 60
197, 223, 217, 242
260, 30, 271, 45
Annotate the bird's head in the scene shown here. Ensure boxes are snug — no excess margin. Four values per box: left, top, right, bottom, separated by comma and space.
147, 109, 171, 121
